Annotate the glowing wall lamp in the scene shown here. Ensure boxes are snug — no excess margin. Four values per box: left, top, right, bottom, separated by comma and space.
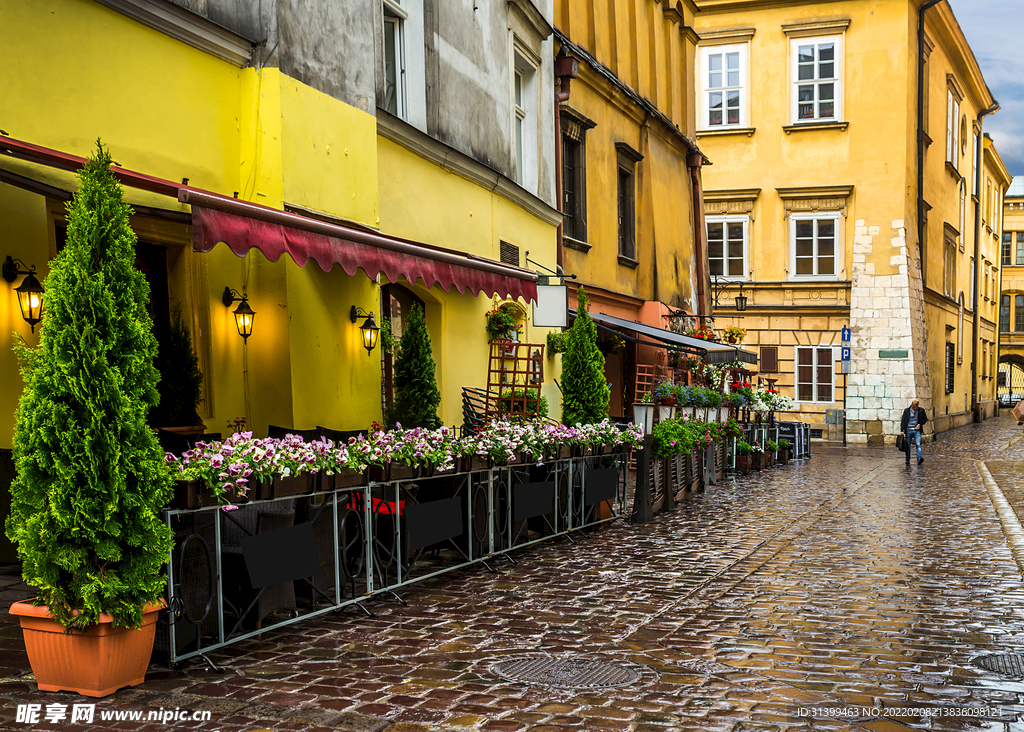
350, 306, 380, 355
222, 287, 256, 343
3, 256, 44, 333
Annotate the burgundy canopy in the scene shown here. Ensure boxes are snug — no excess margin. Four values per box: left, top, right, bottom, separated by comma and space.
181, 190, 538, 302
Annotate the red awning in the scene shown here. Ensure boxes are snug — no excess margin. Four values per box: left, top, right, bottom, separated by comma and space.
0, 135, 539, 302
181, 191, 538, 302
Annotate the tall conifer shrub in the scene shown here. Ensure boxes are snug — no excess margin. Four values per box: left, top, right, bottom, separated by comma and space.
388, 303, 442, 429
7, 143, 173, 631
561, 287, 609, 425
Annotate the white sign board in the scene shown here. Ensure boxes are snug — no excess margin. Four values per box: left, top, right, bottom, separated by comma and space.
532, 284, 568, 328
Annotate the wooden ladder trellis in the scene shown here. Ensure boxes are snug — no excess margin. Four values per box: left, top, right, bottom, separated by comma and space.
486, 340, 546, 419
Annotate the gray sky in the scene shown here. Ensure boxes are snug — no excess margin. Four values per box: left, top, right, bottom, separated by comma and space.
947, 0, 1024, 177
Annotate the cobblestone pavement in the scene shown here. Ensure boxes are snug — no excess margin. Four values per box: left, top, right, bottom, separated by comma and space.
5, 416, 1024, 731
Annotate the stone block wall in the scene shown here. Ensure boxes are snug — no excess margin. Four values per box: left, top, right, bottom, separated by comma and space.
846, 218, 932, 443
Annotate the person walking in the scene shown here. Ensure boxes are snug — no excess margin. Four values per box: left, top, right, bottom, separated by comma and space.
900, 399, 928, 465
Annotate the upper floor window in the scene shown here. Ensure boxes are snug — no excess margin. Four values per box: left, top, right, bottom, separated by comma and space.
1001, 294, 1011, 332
701, 45, 747, 129
561, 113, 592, 244
972, 131, 979, 196
513, 46, 538, 193
792, 37, 841, 123
943, 227, 957, 298
1003, 231, 1013, 266
790, 212, 839, 279
1017, 232, 1024, 265
1016, 295, 1024, 332
946, 86, 962, 169
706, 216, 747, 278
615, 143, 642, 264
383, 0, 407, 119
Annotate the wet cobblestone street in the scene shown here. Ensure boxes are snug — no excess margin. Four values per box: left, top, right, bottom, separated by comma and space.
6, 416, 1024, 731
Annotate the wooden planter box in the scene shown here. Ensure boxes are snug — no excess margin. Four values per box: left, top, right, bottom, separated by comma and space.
459, 456, 491, 472
168, 480, 248, 508
736, 455, 753, 475
778, 449, 790, 466
752, 453, 765, 471
317, 468, 365, 491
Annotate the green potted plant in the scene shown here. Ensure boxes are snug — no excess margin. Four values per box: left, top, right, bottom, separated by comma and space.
560, 288, 608, 425
765, 439, 779, 467
485, 305, 522, 343
546, 330, 566, 358
7, 143, 174, 697
778, 438, 791, 465
722, 325, 746, 344
498, 386, 549, 420
735, 441, 754, 475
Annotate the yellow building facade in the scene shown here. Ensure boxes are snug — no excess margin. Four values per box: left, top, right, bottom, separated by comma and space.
694, 0, 1002, 441
0, 0, 560, 450
999, 176, 1024, 395
552, 0, 707, 416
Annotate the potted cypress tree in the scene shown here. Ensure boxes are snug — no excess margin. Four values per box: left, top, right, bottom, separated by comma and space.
385, 304, 441, 477
6, 143, 173, 697
561, 287, 609, 428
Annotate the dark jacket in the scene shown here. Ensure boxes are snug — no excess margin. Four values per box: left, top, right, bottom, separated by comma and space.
900, 406, 928, 433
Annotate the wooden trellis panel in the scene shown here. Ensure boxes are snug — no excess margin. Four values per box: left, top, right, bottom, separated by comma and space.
486, 340, 545, 419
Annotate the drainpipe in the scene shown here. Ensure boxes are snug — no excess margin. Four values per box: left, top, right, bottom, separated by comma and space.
916, 0, 942, 281
688, 152, 708, 319
973, 106, 1000, 421
553, 53, 579, 270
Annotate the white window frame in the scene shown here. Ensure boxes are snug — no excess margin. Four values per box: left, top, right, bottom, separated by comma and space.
946, 91, 953, 162
705, 215, 748, 280
972, 131, 979, 196
512, 44, 538, 194
700, 44, 748, 130
788, 211, 841, 281
947, 92, 960, 168
794, 346, 836, 404
383, 0, 408, 121
790, 35, 842, 124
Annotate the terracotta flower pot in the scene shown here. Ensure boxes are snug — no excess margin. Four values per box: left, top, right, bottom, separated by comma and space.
10, 600, 163, 697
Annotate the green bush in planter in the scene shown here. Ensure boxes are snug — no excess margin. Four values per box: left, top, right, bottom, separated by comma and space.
387, 303, 442, 429
778, 438, 792, 450
7, 143, 174, 631
560, 287, 608, 425
499, 387, 549, 419
736, 441, 755, 456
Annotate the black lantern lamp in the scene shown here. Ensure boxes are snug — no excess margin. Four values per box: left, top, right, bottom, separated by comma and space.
350, 306, 380, 355
3, 256, 44, 332
711, 274, 747, 312
222, 287, 256, 343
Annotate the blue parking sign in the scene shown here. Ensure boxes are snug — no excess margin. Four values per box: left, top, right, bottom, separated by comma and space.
841, 347, 851, 361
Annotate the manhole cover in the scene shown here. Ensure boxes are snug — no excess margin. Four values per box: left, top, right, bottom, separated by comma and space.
491, 656, 640, 689
973, 654, 1024, 678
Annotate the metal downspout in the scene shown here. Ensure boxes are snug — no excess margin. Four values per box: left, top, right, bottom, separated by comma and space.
689, 154, 708, 318
974, 105, 1000, 420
